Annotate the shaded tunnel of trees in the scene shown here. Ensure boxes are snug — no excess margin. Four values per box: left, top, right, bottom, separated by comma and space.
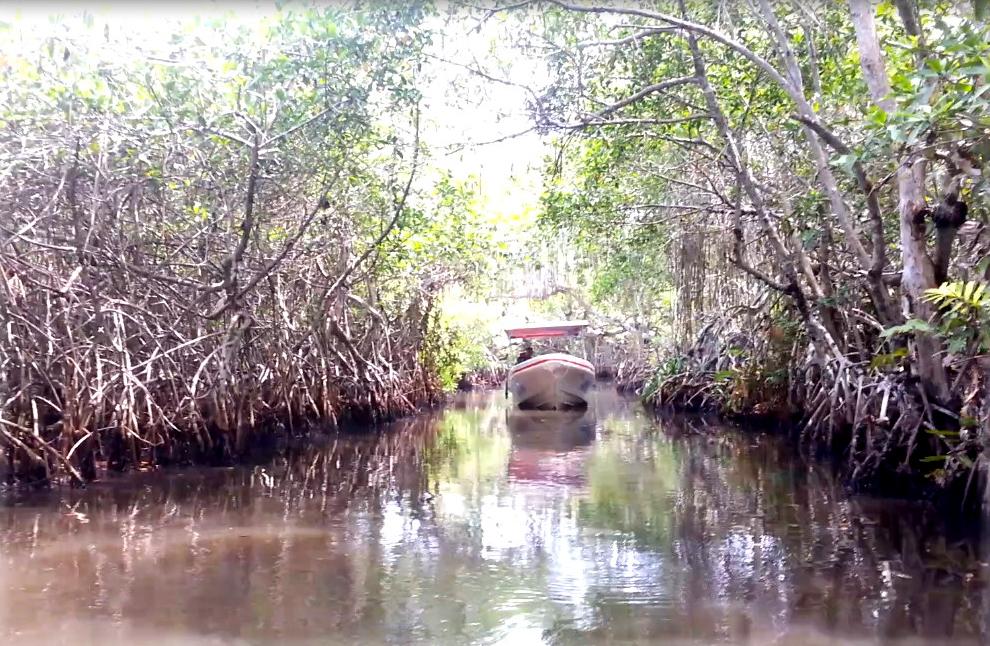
0, 1, 988, 510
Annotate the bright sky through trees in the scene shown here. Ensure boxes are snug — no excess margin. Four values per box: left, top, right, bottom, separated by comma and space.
0, 1, 547, 214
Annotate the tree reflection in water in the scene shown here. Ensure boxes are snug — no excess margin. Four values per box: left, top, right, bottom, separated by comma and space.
0, 388, 986, 645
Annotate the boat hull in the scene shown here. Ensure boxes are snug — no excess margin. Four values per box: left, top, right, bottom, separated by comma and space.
507, 353, 595, 410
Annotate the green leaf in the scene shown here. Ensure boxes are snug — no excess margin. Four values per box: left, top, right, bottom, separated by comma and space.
925, 429, 960, 438
832, 153, 859, 173
880, 319, 934, 338
957, 64, 990, 75
964, 280, 976, 302
870, 347, 909, 370
866, 105, 888, 126
947, 336, 968, 353
801, 229, 821, 249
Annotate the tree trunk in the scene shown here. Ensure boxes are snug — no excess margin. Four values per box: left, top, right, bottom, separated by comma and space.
848, 0, 951, 403
678, 0, 844, 363
756, 0, 900, 327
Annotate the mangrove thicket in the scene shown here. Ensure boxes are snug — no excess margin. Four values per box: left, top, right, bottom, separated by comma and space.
1, 0, 989, 511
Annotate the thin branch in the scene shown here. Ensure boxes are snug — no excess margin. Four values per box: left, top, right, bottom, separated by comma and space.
577, 26, 678, 48
442, 126, 538, 154
223, 167, 345, 309
562, 115, 707, 129
542, 0, 802, 107
586, 75, 699, 120
266, 104, 337, 146
206, 134, 262, 319
424, 53, 542, 104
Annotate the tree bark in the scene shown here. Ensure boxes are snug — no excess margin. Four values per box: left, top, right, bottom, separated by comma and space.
848, 0, 952, 403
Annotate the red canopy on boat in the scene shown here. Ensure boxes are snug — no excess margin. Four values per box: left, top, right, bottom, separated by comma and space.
504, 320, 589, 340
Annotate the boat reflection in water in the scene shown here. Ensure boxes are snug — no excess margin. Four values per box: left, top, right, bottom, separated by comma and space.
506, 407, 595, 486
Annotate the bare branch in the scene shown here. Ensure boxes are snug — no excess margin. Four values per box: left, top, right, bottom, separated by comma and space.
585, 76, 700, 121
576, 27, 678, 48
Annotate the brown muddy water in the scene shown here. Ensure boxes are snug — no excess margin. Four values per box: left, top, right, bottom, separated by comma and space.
0, 388, 987, 645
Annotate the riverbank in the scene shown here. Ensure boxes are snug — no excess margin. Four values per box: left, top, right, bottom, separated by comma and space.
0, 350, 444, 487
620, 357, 989, 516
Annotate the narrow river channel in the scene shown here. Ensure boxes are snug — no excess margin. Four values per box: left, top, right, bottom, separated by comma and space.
1, 388, 987, 645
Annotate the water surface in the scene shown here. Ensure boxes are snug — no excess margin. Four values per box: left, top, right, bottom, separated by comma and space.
1, 388, 987, 645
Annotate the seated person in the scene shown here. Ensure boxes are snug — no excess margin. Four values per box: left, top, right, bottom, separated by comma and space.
516, 342, 535, 364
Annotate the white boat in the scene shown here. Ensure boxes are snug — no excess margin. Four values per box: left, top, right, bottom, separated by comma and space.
507, 353, 595, 410
505, 321, 595, 410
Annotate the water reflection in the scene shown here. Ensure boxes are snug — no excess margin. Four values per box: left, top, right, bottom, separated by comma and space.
507, 408, 594, 487
0, 388, 986, 645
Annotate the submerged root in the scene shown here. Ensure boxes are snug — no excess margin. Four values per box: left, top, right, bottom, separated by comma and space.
641, 318, 987, 512
0, 252, 448, 486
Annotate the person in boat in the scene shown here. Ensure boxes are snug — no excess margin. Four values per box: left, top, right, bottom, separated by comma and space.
516, 341, 535, 364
